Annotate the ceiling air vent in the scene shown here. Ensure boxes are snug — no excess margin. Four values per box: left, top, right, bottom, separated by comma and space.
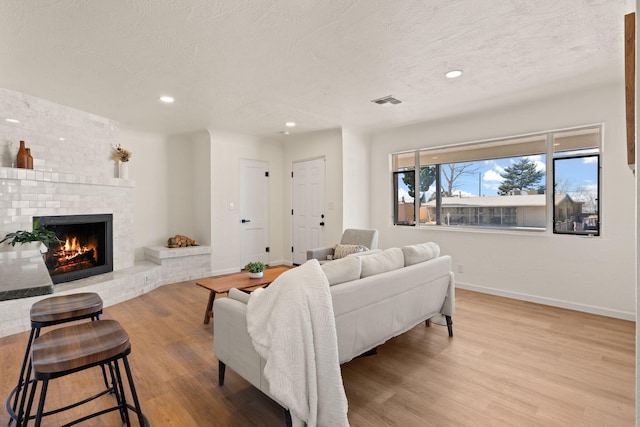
371, 95, 402, 105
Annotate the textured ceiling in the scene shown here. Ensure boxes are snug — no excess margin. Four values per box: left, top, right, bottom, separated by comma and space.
0, 0, 633, 137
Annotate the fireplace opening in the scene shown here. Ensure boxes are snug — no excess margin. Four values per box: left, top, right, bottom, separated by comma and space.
35, 214, 113, 284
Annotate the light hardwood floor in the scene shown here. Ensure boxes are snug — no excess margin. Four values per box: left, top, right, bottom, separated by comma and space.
0, 283, 634, 426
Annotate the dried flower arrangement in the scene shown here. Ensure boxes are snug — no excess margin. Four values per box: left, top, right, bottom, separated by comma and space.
112, 144, 132, 162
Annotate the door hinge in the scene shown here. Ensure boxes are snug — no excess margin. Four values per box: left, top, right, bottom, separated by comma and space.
265, 247, 270, 252
291, 246, 294, 253
291, 209, 294, 215
265, 171, 269, 177
291, 171, 293, 178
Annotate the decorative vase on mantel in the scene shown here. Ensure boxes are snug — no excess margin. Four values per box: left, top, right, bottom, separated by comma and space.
16, 140, 28, 169
118, 161, 129, 179
26, 148, 33, 169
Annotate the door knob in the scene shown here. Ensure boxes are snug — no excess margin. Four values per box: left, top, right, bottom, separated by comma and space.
241, 219, 251, 223
319, 222, 325, 226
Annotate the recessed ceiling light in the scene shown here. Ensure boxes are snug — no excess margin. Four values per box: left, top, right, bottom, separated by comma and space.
285, 122, 296, 127
5, 118, 20, 123
445, 70, 463, 79
160, 96, 175, 103
59, 137, 66, 141
279, 131, 290, 135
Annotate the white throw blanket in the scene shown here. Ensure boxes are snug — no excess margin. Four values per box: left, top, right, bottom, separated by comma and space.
246, 260, 349, 427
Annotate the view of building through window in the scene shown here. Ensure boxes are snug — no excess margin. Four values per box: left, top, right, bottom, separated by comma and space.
393, 126, 600, 234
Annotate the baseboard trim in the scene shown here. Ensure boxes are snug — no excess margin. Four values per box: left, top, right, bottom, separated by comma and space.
456, 281, 636, 321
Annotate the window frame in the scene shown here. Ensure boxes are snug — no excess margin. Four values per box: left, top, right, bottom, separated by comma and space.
393, 170, 416, 226
551, 153, 600, 236
391, 125, 602, 235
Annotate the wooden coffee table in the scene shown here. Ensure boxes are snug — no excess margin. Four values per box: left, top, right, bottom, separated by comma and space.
195, 266, 291, 324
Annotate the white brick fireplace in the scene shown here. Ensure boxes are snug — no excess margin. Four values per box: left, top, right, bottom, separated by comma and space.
0, 88, 212, 337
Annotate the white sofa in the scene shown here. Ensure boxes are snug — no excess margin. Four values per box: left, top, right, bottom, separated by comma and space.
213, 242, 454, 417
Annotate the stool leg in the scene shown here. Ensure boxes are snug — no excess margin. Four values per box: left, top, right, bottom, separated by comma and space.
33, 379, 48, 427
10, 328, 35, 417
113, 360, 132, 427
100, 363, 112, 393
21, 377, 40, 427
15, 327, 42, 426
123, 356, 146, 427
107, 362, 127, 423
8, 327, 35, 426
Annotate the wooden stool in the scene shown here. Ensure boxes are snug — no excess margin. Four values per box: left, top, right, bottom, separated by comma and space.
6, 293, 104, 426
22, 319, 147, 427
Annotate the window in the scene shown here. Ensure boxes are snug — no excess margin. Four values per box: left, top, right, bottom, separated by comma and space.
392, 126, 601, 234
393, 171, 415, 225
552, 128, 600, 235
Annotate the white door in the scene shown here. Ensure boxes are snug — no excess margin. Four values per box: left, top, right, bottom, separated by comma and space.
240, 159, 269, 267
292, 158, 325, 265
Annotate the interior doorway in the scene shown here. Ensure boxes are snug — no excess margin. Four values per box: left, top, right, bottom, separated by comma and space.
292, 158, 325, 265
240, 159, 269, 267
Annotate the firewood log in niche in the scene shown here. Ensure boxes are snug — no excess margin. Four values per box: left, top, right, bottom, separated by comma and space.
167, 234, 198, 248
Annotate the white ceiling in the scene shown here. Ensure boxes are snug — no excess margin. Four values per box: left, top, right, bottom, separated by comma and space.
0, 1, 633, 138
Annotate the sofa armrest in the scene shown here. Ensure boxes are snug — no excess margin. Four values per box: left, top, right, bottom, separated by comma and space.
213, 297, 268, 393
307, 246, 335, 261
229, 287, 251, 304
213, 297, 250, 365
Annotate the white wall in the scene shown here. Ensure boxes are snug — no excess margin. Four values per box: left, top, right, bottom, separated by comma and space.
120, 129, 172, 260
166, 133, 197, 240
121, 129, 213, 260
209, 130, 284, 274
191, 130, 212, 245
371, 81, 635, 319
282, 129, 344, 255
341, 129, 372, 229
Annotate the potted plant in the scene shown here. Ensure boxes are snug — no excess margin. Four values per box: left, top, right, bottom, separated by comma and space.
0, 219, 62, 253
244, 261, 266, 278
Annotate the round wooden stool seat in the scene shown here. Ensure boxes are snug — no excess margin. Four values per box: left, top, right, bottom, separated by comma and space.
32, 320, 129, 376
22, 320, 147, 426
30, 292, 103, 326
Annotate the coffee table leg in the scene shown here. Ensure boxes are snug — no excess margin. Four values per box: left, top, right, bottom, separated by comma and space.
204, 291, 217, 324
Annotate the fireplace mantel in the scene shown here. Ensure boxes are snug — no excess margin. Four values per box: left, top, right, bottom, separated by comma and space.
0, 166, 134, 189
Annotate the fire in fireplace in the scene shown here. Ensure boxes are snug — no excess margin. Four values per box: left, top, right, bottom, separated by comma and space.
34, 214, 113, 284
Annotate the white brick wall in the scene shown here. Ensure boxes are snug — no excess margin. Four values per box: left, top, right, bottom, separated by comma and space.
0, 167, 135, 270
144, 246, 213, 285
0, 88, 134, 270
0, 88, 117, 177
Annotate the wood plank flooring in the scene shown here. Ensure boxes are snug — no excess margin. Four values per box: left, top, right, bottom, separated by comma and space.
0, 283, 634, 426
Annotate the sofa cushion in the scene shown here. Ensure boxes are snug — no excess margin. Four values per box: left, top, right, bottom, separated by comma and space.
360, 247, 404, 278
402, 242, 440, 266
333, 244, 368, 259
321, 256, 362, 286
